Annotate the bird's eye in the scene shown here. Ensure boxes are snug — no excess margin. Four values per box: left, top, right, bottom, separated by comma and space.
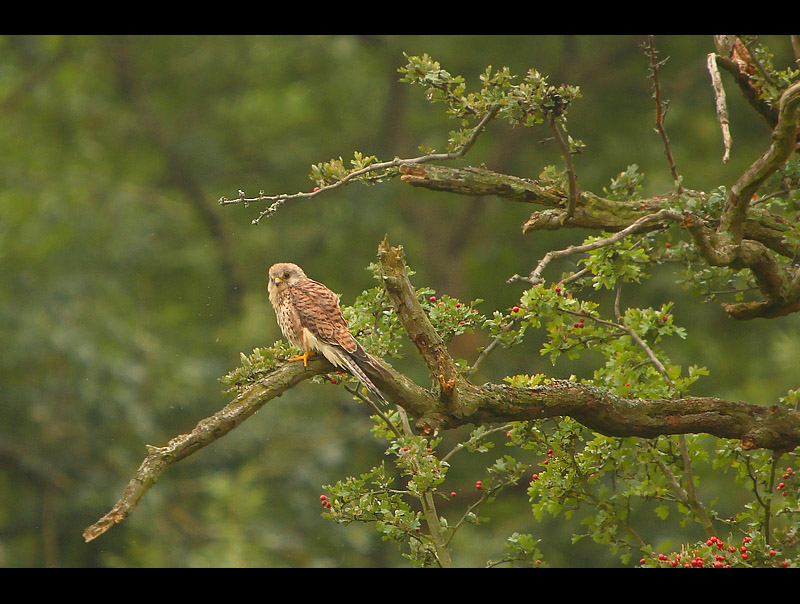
284, 271, 290, 279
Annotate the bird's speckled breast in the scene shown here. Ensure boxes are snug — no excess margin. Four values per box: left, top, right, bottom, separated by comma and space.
271, 287, 304, 348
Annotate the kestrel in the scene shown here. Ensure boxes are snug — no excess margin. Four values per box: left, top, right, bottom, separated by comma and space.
267, 262, 390, 406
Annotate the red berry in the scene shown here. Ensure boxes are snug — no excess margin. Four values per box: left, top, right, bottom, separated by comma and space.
554, 287, 561, 293
512, 306, 520, 313
665, 242, 671, 248
742, 552, 748, 560
456, 302, 461, 308
778, 482, 785, 490
313, 187, 320, 192
713, 561, 723, 568
450, 491, 456, 498
330, 378, 337, 384
459, 320, 465, 325
532, 473, 539, 481
769, 550, 776, 557
429, 296, 436, 302
782, 560, 789, 568
476, 481, 482, 490
319, 494, 327, 501
658, 553, 667, 561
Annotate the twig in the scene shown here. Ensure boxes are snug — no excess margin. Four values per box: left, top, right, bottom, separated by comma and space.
643, 36, 683, 191
343, 383, 402, 439
440, 424, 514, 464
221, 104, 501, 225
613, 279, 714, 535
524, 208, 682, 285
395, 406, 453, 568
548, 115, 579, 221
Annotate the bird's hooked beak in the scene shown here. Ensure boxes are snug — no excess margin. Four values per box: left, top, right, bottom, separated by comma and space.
273, 276, 282, 286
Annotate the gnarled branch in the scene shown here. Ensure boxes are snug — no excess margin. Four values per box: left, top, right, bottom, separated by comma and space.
83, 239, 800, 543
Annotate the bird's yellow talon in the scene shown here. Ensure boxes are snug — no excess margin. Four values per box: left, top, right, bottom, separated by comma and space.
288, 350, 314, 367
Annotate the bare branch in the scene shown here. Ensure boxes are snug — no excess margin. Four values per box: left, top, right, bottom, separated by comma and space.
219, 105, 501, 224
521, 209, 682, 285
643, 36, 683, 190
707, 52, 733, 162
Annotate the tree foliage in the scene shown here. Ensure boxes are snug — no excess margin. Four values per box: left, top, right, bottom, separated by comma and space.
3, 35, 800, 568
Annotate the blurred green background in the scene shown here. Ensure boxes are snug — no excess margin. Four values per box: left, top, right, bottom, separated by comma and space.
1, 34, 798, 567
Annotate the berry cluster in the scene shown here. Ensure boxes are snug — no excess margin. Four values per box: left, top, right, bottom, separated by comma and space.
639, 535, 793, 568
529, 448, 555, 484
777, 466, 795, 497
571, 316, 586, 330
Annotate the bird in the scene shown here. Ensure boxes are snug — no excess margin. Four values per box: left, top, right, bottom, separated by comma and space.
267, 262, 390, 406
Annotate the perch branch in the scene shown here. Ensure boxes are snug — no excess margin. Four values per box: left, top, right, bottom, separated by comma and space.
83, 240, 800, 543
82, 359, 331, 542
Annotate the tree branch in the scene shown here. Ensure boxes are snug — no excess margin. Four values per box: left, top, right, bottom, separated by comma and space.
707, 51, 733, 163
81, 359, 331, 543
398, 162, 800, 318
643, 36, 683, 189
377, 238, 461, 386
721, 79, 800, 244
83, 238, 800, 543
548, 115, 579, 221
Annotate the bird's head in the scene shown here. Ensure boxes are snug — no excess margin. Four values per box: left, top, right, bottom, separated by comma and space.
268, 262, 306, 294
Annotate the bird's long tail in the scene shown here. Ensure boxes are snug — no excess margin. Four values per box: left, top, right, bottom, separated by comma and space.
341, 346, 390, 406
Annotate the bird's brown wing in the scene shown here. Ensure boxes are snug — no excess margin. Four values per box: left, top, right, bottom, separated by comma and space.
289, 278, 358, 353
